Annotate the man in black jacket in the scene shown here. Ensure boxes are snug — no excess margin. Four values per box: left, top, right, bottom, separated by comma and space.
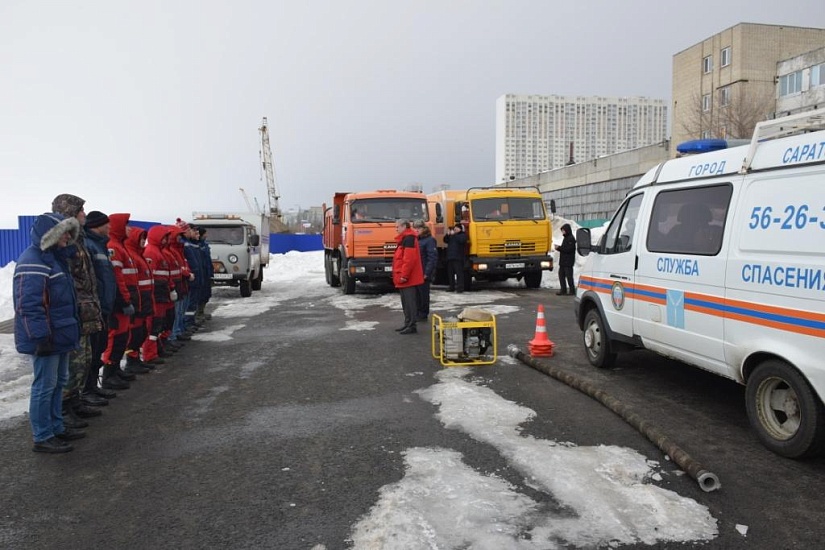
443, 224, 468, 292
554, 223, 576, 295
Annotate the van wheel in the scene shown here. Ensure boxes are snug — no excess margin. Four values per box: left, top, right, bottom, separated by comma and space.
240, 279, 252, 298
251, 269, 263, 291
524, 271, 542, 288
746, 360, 825, 458
583, 309, 616, 368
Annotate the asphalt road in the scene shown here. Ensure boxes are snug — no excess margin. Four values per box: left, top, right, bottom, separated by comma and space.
1, 282, 824, 549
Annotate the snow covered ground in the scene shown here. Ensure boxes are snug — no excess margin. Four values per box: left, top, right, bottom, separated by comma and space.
1, 217, 722, 547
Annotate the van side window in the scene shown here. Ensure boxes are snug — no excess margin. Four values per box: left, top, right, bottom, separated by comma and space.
602, 194, 642, 255
647, 184, 732, 255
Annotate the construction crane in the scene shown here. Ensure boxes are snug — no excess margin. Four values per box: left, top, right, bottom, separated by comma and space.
259, 117, 282, 223
239, 187, 257, 213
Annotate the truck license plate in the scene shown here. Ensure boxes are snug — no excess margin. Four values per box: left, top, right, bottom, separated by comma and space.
213, 273, 232, 280
384, 266, 393, 272
505, 262, 525, 269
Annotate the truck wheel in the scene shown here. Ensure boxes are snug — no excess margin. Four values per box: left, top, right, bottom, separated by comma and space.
240, 279, 252, 298
582, 309, 616, 368
328, 254, 340, 287
746, 360, 825, 458
524, 271, 542, 288
324, 253, 332, 285
339, 261, 355, 294
251, 269, 263, 291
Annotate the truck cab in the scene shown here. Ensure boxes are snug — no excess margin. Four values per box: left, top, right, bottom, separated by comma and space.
428, 187, 553, 289
323, 190, 429, 294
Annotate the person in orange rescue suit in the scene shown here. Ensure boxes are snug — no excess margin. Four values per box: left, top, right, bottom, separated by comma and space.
142, 225, 174, 363
123, 226, 154, 374
168, 221, 193, 344
392, 219, 424, 335
100, 213, 139, 389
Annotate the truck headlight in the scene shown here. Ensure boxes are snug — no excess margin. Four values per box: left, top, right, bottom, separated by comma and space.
228, 254, 239, 264
540, 260, 551, 269
475, 263, 488, 271
354, 266, 366, 273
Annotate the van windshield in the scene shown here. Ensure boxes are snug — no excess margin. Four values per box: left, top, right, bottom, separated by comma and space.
203, 226, 246, 245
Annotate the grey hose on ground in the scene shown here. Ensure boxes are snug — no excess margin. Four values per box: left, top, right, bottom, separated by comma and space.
507, 344, 721, 493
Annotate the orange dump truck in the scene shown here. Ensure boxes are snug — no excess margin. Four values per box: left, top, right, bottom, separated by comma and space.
322, 190, 430, 294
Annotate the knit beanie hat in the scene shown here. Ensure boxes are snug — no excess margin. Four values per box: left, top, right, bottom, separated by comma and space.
51, 193, 85, 218
85, 210, 110, 229
175, 218, 190, 231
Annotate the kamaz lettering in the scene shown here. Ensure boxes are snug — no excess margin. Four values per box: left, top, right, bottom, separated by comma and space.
657, 257, 700, 276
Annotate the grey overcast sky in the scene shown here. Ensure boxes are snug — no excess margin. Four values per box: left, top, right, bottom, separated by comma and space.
1, 0, 823, 227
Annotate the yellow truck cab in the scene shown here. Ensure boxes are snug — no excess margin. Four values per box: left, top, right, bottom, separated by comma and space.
428, 187, 552, 289
575, 111, 825, 458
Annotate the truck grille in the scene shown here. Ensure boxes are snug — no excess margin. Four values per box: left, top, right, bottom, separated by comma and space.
367, 242, 397, 257
487, 241, 537, 254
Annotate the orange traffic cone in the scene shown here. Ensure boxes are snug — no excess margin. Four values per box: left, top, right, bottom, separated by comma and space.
528, 304, 555, 357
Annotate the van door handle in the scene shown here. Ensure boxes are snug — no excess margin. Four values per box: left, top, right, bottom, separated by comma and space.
609, 274, 631, 280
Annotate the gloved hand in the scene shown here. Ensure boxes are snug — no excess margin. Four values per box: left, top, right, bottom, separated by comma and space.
35, 340, 53, 356
122, 303, 135, 316
170, 290, 178, 302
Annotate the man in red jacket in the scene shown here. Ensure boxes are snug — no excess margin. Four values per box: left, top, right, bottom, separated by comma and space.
392, 219, 424, 335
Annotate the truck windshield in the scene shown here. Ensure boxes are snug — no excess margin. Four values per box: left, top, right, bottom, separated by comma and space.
471, 197, 546, 221
351, 198, 429, 223
203, 226, 246, 245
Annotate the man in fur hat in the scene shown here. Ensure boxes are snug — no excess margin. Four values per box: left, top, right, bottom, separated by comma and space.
14, 212, 84, 453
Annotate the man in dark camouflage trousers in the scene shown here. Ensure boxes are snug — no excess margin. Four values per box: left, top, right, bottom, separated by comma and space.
52, 194, 106, 431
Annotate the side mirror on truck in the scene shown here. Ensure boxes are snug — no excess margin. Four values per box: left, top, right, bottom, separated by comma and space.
576, 228, 592, 256
249, 234, 260, 247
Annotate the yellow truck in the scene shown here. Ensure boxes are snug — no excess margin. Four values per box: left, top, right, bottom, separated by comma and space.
427, 187, 552, 289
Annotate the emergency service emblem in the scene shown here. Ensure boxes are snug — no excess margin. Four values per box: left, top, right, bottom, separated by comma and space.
611, 282, 625, 310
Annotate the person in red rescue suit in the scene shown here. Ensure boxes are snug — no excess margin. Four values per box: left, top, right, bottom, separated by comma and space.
123, 226, 154, 374
392, 219, 425, 335
169, 221, 193, 343
100, 213, 140, 388
142, 225, 175, 363
160, 225, 185, 352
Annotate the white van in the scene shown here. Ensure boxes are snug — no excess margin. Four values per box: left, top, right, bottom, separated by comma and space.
575, 111, 825, 458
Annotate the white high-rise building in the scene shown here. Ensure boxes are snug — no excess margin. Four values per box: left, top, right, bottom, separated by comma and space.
495, 94, 668, 183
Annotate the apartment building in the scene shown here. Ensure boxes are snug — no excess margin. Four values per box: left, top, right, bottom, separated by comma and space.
776, 46, 825, 116
495, 94, 667, 183
671, 23, 825, 149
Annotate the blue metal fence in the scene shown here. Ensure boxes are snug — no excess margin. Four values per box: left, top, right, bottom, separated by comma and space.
0, 217, 323, 267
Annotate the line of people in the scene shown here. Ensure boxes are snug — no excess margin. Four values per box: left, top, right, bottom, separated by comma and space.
13, 194, 213, 453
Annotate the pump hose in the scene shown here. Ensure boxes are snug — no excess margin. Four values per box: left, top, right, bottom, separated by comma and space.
506, 344, 721, 493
